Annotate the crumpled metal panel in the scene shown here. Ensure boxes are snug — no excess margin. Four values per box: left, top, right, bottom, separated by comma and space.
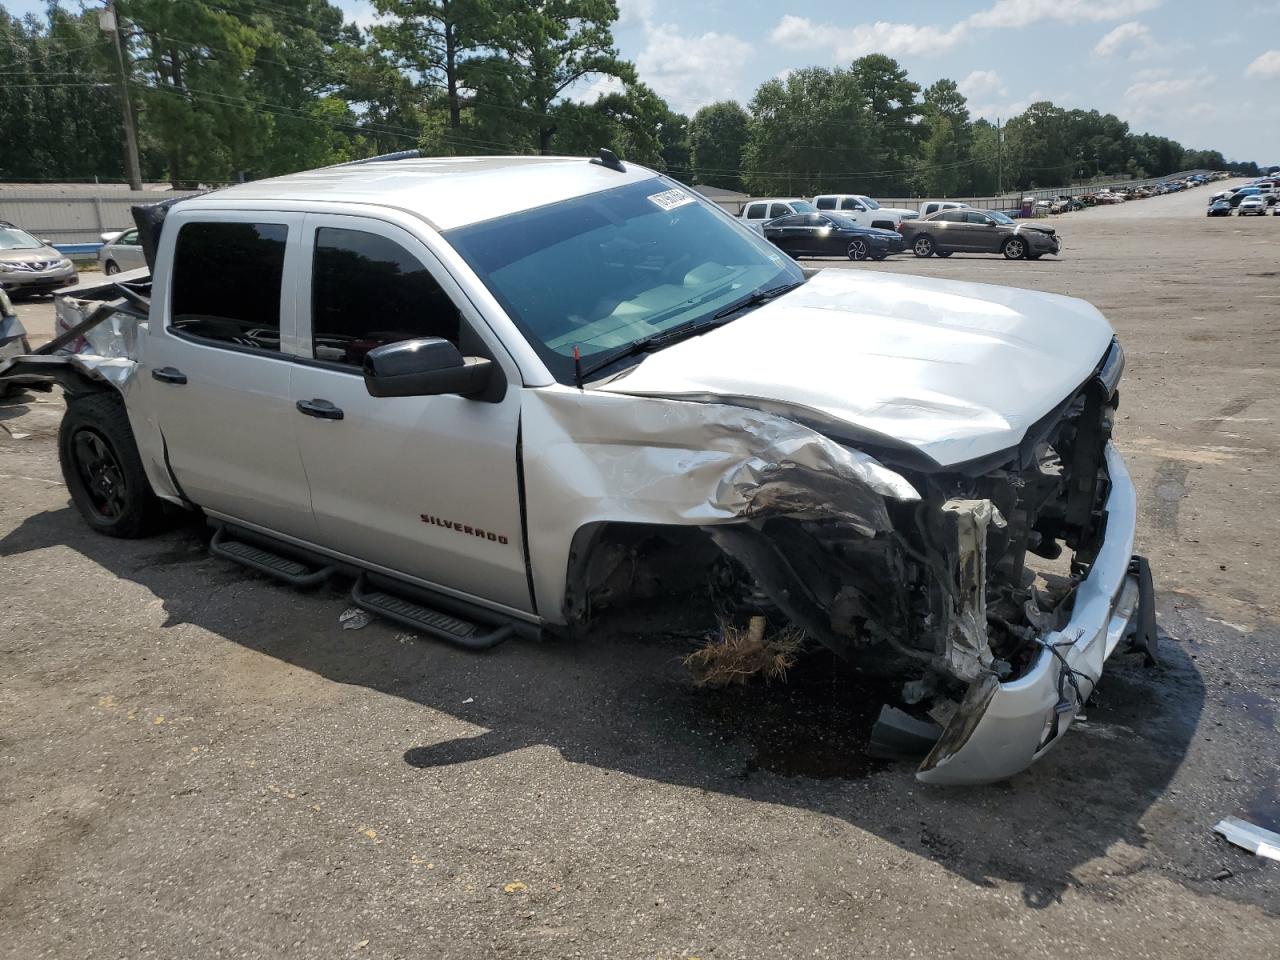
938, 498, 1006, 682
520, 387, 919, 621
54, 296, 142, 361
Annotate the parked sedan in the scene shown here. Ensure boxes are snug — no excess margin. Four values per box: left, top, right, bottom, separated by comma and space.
900, 208, 1061, 260
764, 213, 906, 261
1237, 195, 1269, 217
0, 221, 77, 298
97, 227, 148, 274
1207, 198, 1234, 216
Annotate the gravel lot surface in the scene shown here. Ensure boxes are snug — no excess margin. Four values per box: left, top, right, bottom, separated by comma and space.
2, 181, 1277, 959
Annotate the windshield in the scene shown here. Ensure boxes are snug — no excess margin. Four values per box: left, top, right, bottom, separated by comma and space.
0, 227, 44, 251
861, 197, 881, 210
986, 211, 1015, 224
446, 179, 803, 383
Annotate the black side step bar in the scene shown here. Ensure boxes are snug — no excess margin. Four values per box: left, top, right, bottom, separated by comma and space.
210, 524, 336, 587
1127, 554, 1159, 666
351, 573, 515, 651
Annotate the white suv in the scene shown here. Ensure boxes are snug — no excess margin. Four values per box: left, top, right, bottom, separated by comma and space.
0, 152, 1155, 785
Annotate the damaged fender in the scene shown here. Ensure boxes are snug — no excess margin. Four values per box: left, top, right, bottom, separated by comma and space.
519, 387, 920, 622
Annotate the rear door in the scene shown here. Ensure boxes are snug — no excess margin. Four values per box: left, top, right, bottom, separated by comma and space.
765, 214, 801, 253
143, 211, 317, 540
288, 213, 532, 612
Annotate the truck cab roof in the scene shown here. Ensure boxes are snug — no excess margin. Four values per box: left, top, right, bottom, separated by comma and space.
180, 155, 661, 232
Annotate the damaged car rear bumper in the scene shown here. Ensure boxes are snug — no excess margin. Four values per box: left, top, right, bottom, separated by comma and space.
917, 444, 1142, 784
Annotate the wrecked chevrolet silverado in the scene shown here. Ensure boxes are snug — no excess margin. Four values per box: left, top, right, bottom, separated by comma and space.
0, 152, 1156, 785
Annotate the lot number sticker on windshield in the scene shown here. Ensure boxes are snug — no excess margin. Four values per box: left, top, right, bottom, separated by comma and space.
648, 188, 696, 211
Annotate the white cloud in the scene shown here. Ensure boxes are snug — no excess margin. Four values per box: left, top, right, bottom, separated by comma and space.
635, 23, 753, 114
768, 15, 967, 59
958, 69, 1006, 99
1246, 50, 1280, 78
768, 0, 1165, 65
969, 0, 1162, 29
573, 75, 626, 104
340, 1, 384, 31
1093, 21, 1185, 60
1123, 68, 1214, 119
615, 0, 656, 27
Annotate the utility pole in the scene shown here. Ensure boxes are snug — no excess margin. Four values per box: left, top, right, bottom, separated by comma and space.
99, 2, 143, 191
996, 116, 1003, 196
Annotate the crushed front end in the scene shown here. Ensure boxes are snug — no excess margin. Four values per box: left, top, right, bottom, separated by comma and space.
706, 338, 1155, 783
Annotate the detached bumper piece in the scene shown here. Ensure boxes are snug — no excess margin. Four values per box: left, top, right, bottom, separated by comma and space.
916, 446, 1145, 785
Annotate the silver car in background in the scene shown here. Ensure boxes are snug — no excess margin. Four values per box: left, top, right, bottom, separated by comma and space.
97, 228, 148, 274
0, 221, 77, 299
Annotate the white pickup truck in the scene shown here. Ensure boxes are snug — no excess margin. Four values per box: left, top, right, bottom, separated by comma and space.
0, 151, 1155, 785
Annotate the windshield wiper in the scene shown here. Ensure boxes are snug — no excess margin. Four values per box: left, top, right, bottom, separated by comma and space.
709, 279, 804, 322
575, 279, 805, 385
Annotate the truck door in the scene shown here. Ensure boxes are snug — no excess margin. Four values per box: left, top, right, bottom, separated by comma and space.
288, 214, 532, 613
142, 212, 318, 541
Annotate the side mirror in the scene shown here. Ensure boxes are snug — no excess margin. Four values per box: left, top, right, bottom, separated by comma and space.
363, 337, 492, 399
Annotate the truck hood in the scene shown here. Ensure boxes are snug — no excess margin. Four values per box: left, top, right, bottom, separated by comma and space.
600, 268, 1115, 468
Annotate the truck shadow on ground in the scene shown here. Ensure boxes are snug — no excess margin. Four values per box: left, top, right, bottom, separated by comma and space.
1, 508, 1214, 910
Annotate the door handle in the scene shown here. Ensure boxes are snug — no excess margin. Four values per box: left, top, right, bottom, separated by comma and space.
151, 366, 187, 384
296, 398, 344, 420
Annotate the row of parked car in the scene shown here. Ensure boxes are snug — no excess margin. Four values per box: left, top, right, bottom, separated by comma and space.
736, 195, 1059, 262
1207, 178, 1279, 217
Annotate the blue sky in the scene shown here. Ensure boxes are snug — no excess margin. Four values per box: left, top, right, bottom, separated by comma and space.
11, 0, 1278, 163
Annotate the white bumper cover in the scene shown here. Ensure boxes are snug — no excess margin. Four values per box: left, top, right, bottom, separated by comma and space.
917, 444, 1141, 784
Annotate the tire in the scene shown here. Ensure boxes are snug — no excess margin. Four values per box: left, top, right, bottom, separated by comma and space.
912, 235, 935, 258
847, 238, 870, 261
103, 261, 119, 276
1027, 253, 1043, 260
935, 250, 953, 258
59, 392, 167, 538
871, 252, 887, 261
1002, 236, 1027, 260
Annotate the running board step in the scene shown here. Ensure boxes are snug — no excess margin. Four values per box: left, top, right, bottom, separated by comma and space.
351, 573, 513, 651
210, 524, 335, 587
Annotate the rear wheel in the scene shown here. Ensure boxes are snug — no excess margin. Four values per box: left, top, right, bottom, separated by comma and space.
59, 393, 168, 538
103, 261, 119, 276
935, 250, 953, 258
912, 236, 935, 258
847, 239, 870, 261
1002, 236, 1027, 260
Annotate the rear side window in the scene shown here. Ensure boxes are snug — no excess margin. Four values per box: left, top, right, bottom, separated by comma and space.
170, 221, 287, 352
311, 227, 460, 368
840, 198, 865, 211
815, 197, 835, 210
118, 229, 139, 245
744, 203, 766, 219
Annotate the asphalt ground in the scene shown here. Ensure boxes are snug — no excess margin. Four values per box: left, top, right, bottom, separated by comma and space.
1, 181, 1277, 959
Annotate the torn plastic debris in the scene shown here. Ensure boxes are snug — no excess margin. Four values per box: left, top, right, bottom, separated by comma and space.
339, 607, 372, 630
1214, 817, 1280, 861
937, 499, 1006, 683
867, 705, 944, 760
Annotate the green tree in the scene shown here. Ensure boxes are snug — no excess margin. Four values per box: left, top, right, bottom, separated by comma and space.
742, 67, 874, 196
688, 100, 748, 190
468, 0, 634, 154
914, 78, 970, 197
848, 54, 921, 194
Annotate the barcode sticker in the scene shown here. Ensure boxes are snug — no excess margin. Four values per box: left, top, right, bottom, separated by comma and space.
648, 188, 696, 211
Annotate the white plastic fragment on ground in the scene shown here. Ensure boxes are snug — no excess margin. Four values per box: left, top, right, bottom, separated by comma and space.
339, 607, 372, 630
1214, 816, 1280, 860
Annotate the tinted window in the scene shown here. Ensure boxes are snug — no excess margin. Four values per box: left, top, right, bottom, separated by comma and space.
840, 198, 865, 211
170, 222, 287, 351
770, 215, 803, 227
118, 229, 139, 245
815, 197, 836, 210
826, 214, 858, 230
936, 210, 965, 222
791, 200, 818, 213
768, 203, 791, 219
745, 203, 766, 219
804, 215, 827, 227
311, 227, 460, 367
964, 212, 990, 225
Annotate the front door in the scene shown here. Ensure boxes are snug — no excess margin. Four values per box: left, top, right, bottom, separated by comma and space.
964, 212, 1003, 252
144, 212, 317, 541
288, 214, 532, 613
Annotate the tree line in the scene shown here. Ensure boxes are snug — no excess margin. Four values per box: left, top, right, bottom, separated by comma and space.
0, 0, 1264, 193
